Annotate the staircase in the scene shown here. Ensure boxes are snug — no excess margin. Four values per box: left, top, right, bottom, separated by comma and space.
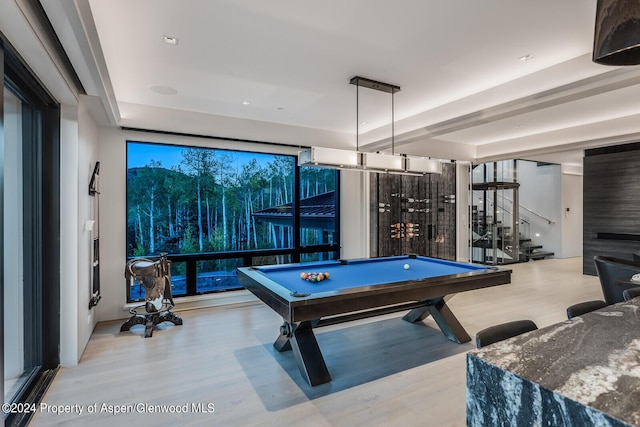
519, 239, 554, 261
471, 160, 557, 266
472, 220, 555, 265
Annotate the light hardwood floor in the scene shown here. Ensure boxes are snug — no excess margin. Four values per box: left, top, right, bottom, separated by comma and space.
30, 257, 601, 427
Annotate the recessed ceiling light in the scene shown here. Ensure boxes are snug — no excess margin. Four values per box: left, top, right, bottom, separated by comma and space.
241, 101, 250, 105
150, 85, 178, 95
518, 54, 534, 62
163, 35, 178, 45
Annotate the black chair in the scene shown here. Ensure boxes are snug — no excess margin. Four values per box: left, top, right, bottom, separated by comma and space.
566, 300, 608, 319
623, 287, 640, 301
567, 255, 640, 319
475, 320, 538, 349
594, 256, 640, 303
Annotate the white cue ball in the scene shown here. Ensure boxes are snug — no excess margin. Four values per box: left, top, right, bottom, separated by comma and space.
404, 263, 410, 270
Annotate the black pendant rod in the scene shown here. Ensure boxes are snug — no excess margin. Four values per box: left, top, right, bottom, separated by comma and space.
349, 76, 401, 155
392, 90, 395, 156
356, 79, 359, 152
349, 76, 400, 94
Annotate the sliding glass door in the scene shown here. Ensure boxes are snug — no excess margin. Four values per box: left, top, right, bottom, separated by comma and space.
1, 34, 60, 426
2, 83, 33, 407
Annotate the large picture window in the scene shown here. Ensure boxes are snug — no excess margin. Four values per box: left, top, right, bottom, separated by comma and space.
126, 141, 339, 301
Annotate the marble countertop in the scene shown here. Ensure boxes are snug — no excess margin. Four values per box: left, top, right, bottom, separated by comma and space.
469, 299, 640, 426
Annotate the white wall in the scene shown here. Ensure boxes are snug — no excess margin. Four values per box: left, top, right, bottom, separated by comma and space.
59, 97, 100, 366
59, 105, 79, 366
561, 172, 583, 258
340, 170, 369, 259
95, 127, 126, 322
77, 97, 100, 359
513, 160, 583, 259
456, 163, 471, 262
517, 161, 563, 258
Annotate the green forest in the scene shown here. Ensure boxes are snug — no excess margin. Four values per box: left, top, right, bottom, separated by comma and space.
126, 145, 336, 258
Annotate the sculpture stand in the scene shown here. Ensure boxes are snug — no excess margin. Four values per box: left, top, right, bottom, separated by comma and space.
121, 253, 183, 338
120, 301, 183, 338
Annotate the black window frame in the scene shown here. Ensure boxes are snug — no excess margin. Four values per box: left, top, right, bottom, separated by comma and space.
125, 139, 340, 302
1, 31, 61, 427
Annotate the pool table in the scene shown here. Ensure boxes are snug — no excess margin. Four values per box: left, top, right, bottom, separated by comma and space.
237, 254, 511, 386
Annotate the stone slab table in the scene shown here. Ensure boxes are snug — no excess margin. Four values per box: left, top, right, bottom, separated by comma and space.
467, 299, 640, 426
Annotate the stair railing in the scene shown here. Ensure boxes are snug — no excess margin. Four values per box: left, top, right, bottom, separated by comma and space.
472, 191, 555, 226
495, 193, 555, 225
471, 191, 554, 263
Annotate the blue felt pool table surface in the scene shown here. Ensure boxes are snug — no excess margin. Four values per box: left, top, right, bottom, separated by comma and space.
238, 254, 509, 386
253, 255, 487, 295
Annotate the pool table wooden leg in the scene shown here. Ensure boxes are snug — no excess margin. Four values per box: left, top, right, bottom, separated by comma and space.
273, 322, 293, 352
403, 297, 471, 344
402, 304, 431, 323
273, 321, 331, 386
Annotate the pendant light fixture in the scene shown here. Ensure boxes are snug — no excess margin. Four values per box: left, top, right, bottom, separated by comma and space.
593, 0, 640, 65
352, 76, 405, 173
298, 76, 441, 175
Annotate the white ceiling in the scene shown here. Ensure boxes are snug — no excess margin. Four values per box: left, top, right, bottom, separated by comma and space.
41, 0, 640, 167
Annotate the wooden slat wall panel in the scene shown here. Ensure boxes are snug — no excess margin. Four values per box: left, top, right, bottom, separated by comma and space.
370, 163, 456, 260
583, 149, 640, 275
431, 163, 456, 260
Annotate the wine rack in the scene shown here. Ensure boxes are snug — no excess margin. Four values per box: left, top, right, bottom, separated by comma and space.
370, 162, 456, 260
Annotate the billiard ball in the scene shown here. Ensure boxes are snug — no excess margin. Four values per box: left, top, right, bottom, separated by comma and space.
300, 271, 330, 282
404, 263, 410, 270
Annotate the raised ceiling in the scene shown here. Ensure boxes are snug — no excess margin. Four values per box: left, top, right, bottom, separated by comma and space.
42, 0, 640, 166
